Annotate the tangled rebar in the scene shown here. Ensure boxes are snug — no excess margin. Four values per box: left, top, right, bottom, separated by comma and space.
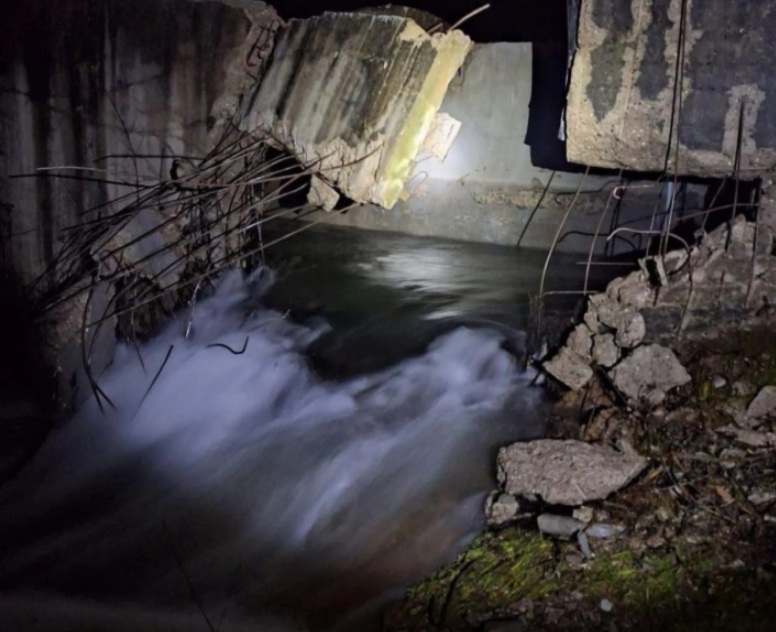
8, 113, 371, 411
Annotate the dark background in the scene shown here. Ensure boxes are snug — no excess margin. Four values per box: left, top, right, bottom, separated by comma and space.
272, 0, 569, 42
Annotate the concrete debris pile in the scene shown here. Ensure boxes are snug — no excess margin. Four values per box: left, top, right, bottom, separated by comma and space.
486, 440, 644, 556
480, 212, 776, 566
545, 211, 776, 405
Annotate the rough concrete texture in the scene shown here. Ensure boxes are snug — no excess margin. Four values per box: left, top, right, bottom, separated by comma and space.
592, 332, 620, 367
241, 12, 471, 209
306, 42, 707, 253
0, 0, 276, 408
610, 344, 691, 406
497, 439, 648, 506
544, 346, 595, 391
543, 192, 776, 401
485, 492, 520, 527
567, 0, 776, 176
745, 386, 776, 425
307, 176, 340, 211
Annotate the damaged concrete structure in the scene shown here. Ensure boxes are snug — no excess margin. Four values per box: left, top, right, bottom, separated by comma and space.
0, 0, 280, 409
240, 11, 472, 209
567, 0, 776, 175
304, 40, 706, 251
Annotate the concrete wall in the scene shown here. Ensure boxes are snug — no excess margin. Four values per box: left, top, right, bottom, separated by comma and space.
566, 0, 776, 176
0, 0, 273, 410
307, 42, 704, 253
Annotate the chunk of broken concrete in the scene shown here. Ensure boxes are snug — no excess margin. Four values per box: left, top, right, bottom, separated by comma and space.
543, 347, 593, 391
568, 323, 594, 361
307, 175, 340, 211
588, 293, 620, 329
485, 492, 520, 527
610, 344, 691, 406
497, 440, 648, 506
537, 513, 584, 537
592, 333, 619, 367
614, 308, 646, 349
745, 386, 776, 425
606, 271, 653, 309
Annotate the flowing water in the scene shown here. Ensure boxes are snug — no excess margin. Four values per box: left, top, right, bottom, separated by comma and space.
0, 225, 611, 631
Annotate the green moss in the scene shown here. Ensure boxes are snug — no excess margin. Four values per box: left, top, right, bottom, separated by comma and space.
575, 549, 683, 610
391, 529, 690, 630
398, 530, 554, 629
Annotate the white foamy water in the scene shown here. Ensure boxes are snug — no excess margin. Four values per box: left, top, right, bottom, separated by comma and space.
0, 269, 545, 631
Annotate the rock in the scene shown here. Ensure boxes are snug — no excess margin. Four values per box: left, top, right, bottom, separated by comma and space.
589, 294, 620, 329
543, 347, 594, 391
733, 380, 757, 397
537, 513, 584, 537
565, 553, 585, 567
485, 492, 520, 526
585, 523, 625, 539
748, 488, 776, 506
607, 271, 653, 308
592, 333, 619, 367
573, 506, 594, 523
610, 344, 691, 406
307, 175, 340, 211
614, 308, 646, 349
713, 375, 728, 389
577, 531, 592, 558
745, 386, 776, 424
584, 308, 601, 334
497, 440, 648, 506
567, 324, 594, 361
716, 425, 776, 449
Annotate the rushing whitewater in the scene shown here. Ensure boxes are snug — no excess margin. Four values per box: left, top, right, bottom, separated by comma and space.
0, 268, 545, 631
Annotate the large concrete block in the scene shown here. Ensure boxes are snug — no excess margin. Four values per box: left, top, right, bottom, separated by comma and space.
240, 12, 471, 209
567, 0, 776, 176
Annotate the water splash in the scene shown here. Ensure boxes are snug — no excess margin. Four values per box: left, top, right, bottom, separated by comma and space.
0, 269, 546, 631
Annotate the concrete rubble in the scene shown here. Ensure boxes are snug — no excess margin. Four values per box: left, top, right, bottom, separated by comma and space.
307, 176, 340, 211
610, 344, 691, 407
543, 208, 776, 406
743, 386, 776, 426
482, 210, 776, 575
496, 440, 648, 507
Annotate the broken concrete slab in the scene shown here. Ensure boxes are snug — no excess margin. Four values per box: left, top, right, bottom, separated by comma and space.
567, 323, 594, 361
497, 439, 648, 506
543, 346, 594, 391
592, 333, 619, 368
610, 344, 691, 407
566, 0, 776, 177
241, 12, 471, 209
307, 175, 340, 211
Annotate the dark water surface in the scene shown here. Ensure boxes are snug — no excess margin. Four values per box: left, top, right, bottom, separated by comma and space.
263, 223, 606, 377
